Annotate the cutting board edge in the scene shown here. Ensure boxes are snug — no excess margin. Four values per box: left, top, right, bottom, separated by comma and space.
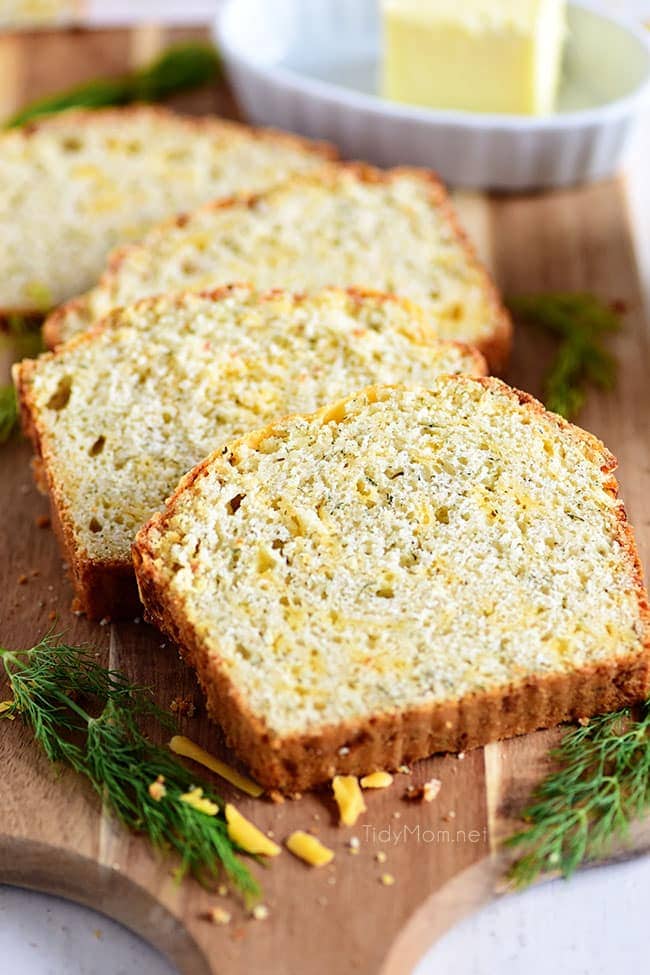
0, 834, 210, 975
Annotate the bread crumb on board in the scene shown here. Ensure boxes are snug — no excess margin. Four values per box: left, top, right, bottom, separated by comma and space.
169, 695, 196, 719
207, 907, 231, 926
403, 778, 442, 803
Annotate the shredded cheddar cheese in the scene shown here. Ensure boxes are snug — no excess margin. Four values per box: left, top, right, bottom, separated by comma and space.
225, 804, 281, 857
169, 734, 263, 797
179, 787, 219, 816
209, 907, 231, 925
286, 831, 334, 867
360, 771, 393, 789
332, 775, 367, 826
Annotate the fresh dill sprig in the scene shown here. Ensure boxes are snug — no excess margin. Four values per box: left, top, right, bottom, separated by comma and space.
0, 385, 18, 444
7, 313, 45, 359
0, 634, 258, 899
506, 700, 650, 887
506, 292, 621, 419
5, 43, 221, 129
0, 315, 44, 446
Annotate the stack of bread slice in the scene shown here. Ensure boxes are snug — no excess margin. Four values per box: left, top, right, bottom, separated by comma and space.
13, 106, 649, 789
16, 286, 485, 619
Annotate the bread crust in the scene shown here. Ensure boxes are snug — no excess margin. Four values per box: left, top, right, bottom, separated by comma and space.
17, 286, 485, 619
1, 104, 336, 320
42, 161, 512, 372
132, 378, 650, 792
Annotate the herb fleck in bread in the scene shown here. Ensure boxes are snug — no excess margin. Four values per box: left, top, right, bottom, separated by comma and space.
0, 106, 333, 315
15, 286, 485, 620
44, 165, 511, 371
133, 381, 650, 792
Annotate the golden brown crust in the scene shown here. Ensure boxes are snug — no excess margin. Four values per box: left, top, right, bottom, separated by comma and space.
42, 161, 512, 371
385, 166, 512, 374
42, 298, 85, 349
132, 379, 650, 791
3, 104, 336, 319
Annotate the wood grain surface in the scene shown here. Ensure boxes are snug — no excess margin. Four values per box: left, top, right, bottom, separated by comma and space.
1, 26, 649, 975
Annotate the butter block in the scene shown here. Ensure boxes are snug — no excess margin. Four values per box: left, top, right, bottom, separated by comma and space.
382, 0, 566, 115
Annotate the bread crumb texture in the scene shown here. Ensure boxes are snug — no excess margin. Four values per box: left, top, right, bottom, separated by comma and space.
50, 165, 508, 359
0, 107, 329, 311
19, 286, 483, 570
137, 381, 649, 738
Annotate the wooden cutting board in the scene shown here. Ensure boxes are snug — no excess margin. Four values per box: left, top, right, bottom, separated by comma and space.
1, 26, 650, 975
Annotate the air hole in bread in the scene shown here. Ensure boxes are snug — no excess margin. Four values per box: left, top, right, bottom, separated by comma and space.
46, 376, 72, 411
89, 435, 105, 457
88, 517, 102, 533
227, 493, 245, 514
235, 642, 252, 661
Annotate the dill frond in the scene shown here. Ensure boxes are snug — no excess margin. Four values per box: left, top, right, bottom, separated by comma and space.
506, 701, 650, 887
0, 635, 258, 899
506, 292, 620, 420
0, 385, 18, 444
6, 43, 221, 129
1, 314, 44, 447
7, 314, 46, 359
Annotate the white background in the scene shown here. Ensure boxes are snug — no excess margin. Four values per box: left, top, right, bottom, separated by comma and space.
2, 2, 650, 973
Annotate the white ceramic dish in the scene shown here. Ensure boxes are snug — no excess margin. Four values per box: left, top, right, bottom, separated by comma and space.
215, 0, 650, 190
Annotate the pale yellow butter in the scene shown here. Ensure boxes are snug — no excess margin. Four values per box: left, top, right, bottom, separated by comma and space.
382, 0, 566, 115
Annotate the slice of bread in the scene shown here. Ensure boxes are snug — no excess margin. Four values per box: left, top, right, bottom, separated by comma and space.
0, 0, 79, 28
132, 381, 650, 792
0, 106, 333, 315
44, 165, 511, 371
15, 286, 485, 620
